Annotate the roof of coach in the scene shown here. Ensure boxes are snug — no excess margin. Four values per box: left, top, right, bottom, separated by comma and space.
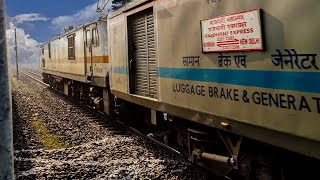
41, 17, 107, 45
108, 0, 152, 19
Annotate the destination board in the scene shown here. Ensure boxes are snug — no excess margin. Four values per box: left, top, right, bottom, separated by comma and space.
201, 9, 263, 52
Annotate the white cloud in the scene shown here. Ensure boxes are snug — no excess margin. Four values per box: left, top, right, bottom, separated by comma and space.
6, 13, 48, 65
10, 13, 49, 24
51, 3, 99, 31
5, 2, 114, 65
6, 22, 40, 65
51, 2, 112, 32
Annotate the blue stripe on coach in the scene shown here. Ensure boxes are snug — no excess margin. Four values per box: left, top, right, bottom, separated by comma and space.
157, 67, 320, 94
112, 66, 128, 74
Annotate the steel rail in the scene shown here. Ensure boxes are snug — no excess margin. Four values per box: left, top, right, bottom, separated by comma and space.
20, 71, 49, 87
80, 101, 182, 156
23, 69, 42, 77
21, 70, 182, 155
20, 70, 222, 178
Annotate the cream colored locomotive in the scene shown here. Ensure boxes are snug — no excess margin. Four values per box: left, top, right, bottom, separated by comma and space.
41, 0, 320, 178
41, 19, 112, 114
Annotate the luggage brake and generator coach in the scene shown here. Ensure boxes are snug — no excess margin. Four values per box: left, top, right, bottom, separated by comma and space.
40, 0, 320, 178
107, 0, 320, 178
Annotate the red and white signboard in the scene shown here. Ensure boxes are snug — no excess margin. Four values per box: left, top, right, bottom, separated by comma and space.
201, 9, 263, 52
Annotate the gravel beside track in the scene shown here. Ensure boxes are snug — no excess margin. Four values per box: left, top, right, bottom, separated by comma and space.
12, 72, 204, 179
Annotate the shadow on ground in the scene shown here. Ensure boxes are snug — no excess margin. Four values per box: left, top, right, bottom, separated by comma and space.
12, 98, 35, 179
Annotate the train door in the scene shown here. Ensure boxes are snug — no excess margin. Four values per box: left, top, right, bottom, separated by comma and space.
128, 8, 157, 99
84, 23, 97, 78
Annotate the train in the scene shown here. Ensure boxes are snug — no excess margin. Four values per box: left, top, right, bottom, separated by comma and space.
40, 0, 320, 179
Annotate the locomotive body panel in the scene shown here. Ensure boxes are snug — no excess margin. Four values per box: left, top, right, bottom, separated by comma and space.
108, 0, 320, 158
156, 0, 320, 140
43, 29, 85, 76
108, 13, 130, 93
41, 20, 109, 87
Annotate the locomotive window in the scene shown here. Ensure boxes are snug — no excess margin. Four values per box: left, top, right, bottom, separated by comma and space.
41, 46, 44, 55
48, 43, 51, 59
92, 28, 99, 47
41, 58, 45, 67
86, 30, 91, 47
68, 35, 75, 60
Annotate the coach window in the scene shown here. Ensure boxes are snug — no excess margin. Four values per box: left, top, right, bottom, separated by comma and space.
68, 34, 75, 60
92, 28, 99, 47
48, 43, 51, 58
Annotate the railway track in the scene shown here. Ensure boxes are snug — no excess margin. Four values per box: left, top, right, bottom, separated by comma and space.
21, 69, 182, 157
20, 71, 49, 87
23, 69, 42, 77
19, 69, 211, 178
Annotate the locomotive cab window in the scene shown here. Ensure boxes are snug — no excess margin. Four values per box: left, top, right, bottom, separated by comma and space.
92, 28, 99, 47
68, 35, 75, 60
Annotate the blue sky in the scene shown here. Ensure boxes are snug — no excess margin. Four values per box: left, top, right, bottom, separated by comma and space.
5, 0, 112, 64
6, 0, 99, 42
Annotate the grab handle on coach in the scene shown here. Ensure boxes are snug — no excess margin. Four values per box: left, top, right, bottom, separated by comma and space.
129, 59, 134, 71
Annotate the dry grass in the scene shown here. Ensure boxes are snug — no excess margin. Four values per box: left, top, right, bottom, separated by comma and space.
31, 114, 70, 150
